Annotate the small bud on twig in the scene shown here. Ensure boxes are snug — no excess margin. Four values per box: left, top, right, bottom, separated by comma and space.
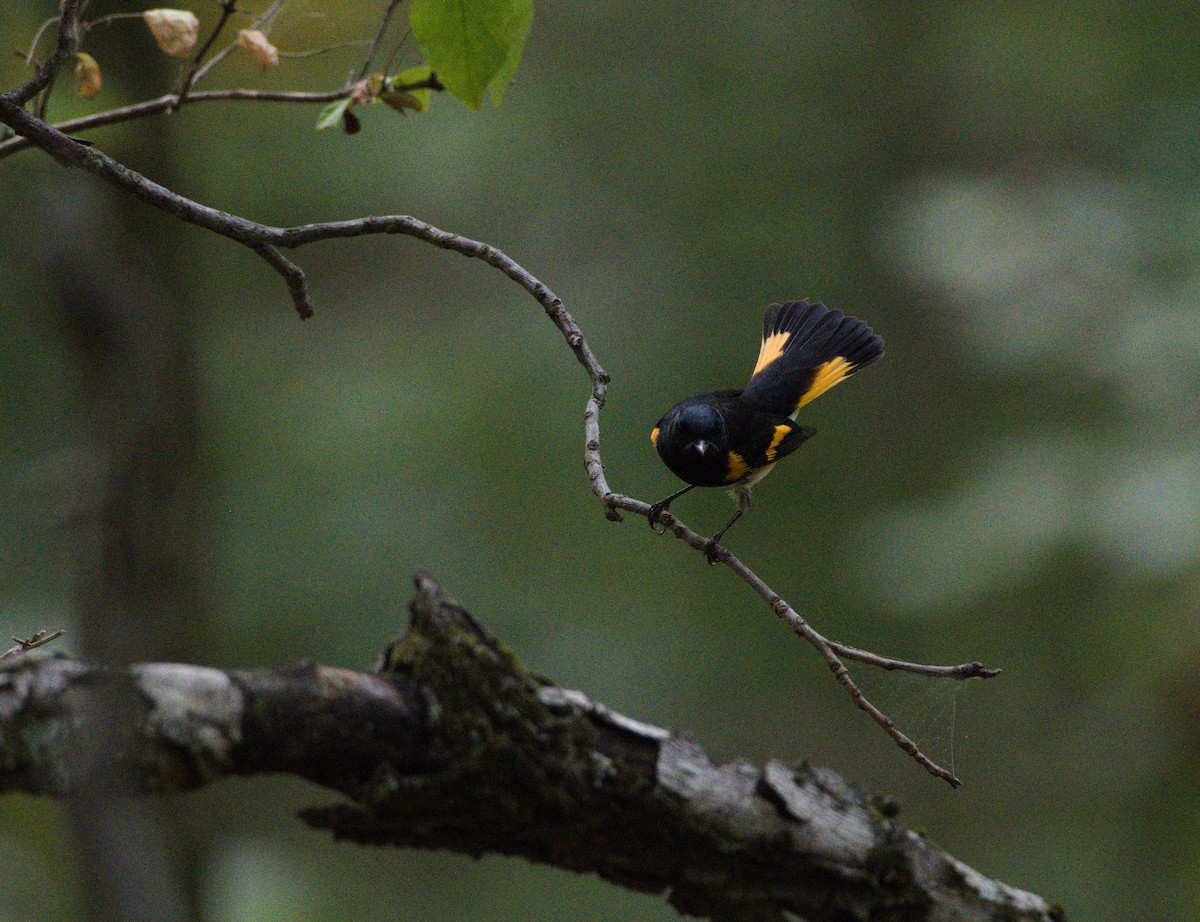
349, 77, 375, 106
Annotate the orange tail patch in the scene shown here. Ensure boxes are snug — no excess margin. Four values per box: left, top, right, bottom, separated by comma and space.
753, 330, 792, 377
795, 356, 854, 411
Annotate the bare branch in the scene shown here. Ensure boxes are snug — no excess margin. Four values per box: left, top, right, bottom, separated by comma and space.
0, 576, 1058, 922
250, 242, 314, 317
0, 88, 353, 159
0, 102, 315, 315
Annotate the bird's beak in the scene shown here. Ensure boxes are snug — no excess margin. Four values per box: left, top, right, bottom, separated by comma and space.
694, 440, 710, 456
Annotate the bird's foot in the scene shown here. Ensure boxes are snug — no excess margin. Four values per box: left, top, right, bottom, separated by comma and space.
647, 499, 671, 534
704, 538, 723, 565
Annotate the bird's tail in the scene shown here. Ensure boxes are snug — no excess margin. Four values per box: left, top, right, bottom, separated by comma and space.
739, 300, 883, 418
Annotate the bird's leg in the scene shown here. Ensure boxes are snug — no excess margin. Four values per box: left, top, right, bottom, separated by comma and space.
704, 487, 753, 564
648, 484, 696, 533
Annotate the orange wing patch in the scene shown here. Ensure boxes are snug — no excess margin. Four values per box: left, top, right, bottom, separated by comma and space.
795, 356, 854, 411
752, 331, 792, 377
725, 450, 750, 483
650, 426, 660, 447
765, 424, 791, 462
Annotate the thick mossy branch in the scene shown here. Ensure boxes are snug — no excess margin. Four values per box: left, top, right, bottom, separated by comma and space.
344, 574, 665, 873
0, 575, 1060, 922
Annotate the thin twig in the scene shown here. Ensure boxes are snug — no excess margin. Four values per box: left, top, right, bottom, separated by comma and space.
596, 497, 991, 786
381, 26, 413, 77
32, 63, 57, 121
24, 16, 61, 65
79, 11, 146, 30
823, 640, 999, 678
251, 243, 312, 318
720, 549, 970, 785
355, 0, 405, 81
0, 87, 352, 159
280, 40, 373, 61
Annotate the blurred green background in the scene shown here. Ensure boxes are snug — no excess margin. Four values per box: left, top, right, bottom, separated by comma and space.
3, 2, 1200, 920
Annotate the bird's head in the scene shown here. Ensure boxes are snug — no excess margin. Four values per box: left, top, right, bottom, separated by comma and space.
671, 402, 727, 460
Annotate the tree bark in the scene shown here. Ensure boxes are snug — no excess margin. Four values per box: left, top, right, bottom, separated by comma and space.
0, 574, 1063, 922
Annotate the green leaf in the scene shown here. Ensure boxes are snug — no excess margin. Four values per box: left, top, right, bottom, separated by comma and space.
410, 0, 533, 111
315, 98, 351, 131
487, 0, 532, 106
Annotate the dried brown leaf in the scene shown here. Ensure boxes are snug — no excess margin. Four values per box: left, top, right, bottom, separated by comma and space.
73, 52, 102, 100
143, 9, 200, 58
380, 91, 423, 115
237, 29, 279, 70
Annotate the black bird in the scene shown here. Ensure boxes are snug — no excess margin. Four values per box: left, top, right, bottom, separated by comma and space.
649, 300, 883, 563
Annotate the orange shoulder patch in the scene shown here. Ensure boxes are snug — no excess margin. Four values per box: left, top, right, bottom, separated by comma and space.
650, 426, 660, 447
725, 450, 750, 483
765, 424, 791, 462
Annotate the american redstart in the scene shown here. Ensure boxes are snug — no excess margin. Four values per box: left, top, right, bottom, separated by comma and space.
649, 300, 883, 563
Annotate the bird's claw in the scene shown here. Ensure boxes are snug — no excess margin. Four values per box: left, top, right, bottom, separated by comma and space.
647, 500, 670, 534
704, 538, 722, 565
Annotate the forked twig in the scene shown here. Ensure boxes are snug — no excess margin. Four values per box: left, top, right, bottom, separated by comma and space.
0, 4, 1000, 787
173, 0, 242, 106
